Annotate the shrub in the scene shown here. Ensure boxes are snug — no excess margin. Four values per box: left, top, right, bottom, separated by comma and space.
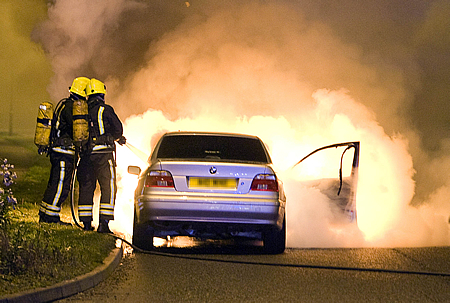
0, 158, 17, 230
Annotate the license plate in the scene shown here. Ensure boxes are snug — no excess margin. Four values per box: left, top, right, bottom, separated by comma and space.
189, 177, 237, 188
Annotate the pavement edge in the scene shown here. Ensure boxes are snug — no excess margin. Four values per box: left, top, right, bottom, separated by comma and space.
0, 243, 124, 303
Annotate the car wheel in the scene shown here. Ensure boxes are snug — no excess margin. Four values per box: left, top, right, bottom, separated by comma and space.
263, 215, 286, 254
132, 210, 154, 251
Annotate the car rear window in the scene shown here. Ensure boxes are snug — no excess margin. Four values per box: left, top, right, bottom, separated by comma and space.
156, 135, 270, 163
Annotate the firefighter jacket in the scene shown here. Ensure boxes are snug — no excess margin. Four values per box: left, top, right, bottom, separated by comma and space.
87, 96, 123, 153
51, 97, 75, 156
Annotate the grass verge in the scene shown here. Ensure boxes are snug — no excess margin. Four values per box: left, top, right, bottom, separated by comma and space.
0, 203, 116, 296
0, 135, 117, 297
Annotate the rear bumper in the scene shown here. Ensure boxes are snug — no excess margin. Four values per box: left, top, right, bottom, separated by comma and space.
135, 193, 285, 227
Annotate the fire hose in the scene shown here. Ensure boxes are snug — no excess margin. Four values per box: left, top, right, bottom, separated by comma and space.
70, 150, 83, 229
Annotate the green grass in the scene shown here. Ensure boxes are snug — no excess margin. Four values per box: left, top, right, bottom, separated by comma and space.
0, 205, 116, 296
0, 135, 116, 297
0, 135, 49, 171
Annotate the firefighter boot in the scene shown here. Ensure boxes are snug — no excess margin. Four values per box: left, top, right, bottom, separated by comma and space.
39, 213, 72, 226
82, 220, 94, 231
97, 219, 112, 234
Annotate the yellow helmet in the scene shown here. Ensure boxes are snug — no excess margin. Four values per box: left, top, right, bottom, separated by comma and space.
69, 77, 90, 98
87, 78, 107, 96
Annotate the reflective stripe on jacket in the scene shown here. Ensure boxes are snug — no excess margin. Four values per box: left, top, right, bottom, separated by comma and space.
88, 97, 123, 153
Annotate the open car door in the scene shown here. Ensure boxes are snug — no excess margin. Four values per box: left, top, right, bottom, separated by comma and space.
292, 142, 360, 223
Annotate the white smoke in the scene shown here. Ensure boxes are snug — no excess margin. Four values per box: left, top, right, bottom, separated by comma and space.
32, 0, 145, 98
33, 0, 450, 247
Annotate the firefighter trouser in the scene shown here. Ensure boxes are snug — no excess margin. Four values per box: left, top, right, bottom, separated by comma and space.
39, 152, 74, 221
77, 152, 116, 222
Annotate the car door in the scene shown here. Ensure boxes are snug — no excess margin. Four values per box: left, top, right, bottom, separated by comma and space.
292, 142, 360, 223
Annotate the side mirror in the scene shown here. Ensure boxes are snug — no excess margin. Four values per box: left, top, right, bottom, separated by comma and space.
127, 165, 141, 175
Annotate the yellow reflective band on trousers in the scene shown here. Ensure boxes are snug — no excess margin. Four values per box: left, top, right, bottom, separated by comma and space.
40, 201, 61, 216
52, 161, 65, 206
100, 158, 115, 217
98, 106, 105, 135
78, 205, 93, 217
100, 204, 114, 216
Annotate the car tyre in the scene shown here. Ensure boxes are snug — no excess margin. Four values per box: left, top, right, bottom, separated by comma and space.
263, 215, 286, 254
132, 210, 154, 251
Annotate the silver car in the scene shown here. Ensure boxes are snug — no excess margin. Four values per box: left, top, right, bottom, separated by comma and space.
128, 131, 286, 253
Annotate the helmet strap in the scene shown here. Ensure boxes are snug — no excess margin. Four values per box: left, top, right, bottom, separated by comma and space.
88, 94, 105, 103
70, 93, 86, 100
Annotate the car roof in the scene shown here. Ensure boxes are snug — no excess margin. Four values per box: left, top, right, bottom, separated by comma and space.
161, 131, 260, 139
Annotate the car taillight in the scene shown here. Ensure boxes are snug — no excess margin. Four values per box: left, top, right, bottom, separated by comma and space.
144, 170, 174, 188
250, 174, 278, 192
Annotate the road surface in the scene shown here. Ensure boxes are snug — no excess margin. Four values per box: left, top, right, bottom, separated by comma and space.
59, 239, 450, 302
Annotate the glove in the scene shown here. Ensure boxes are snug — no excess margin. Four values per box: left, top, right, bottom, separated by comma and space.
38, 146, 48, 155
117, 135, 127, 146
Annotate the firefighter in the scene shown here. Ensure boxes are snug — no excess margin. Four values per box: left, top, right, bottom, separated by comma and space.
77, 78, 126, 233
39, 77, 90, 224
